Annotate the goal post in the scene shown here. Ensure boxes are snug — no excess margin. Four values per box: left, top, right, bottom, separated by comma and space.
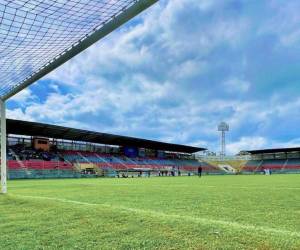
0, 99, 6, 194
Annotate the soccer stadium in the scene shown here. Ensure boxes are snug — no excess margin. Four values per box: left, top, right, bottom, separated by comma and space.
0, 1, 300, 250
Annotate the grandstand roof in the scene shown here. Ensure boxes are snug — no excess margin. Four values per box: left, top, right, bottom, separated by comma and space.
0, 0, 157, 100
7, 119, 205, 153
246, 147, 300, 155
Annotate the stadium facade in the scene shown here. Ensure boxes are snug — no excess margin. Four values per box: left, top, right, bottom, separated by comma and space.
7, 119, 231, 179
5, 119, 300, 180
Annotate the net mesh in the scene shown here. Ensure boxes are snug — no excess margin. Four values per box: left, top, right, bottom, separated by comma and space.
0, 0, 137, 98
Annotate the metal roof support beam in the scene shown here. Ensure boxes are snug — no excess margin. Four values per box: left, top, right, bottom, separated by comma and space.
2, 0, 158, 101
0, 100, 7, 194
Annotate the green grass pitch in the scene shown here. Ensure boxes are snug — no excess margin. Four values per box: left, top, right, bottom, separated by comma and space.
0, 175, 299, 250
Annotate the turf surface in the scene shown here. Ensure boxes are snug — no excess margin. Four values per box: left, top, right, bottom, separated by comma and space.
0, 175, 299, 250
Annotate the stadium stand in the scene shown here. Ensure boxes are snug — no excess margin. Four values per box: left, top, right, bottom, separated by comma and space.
7, 148, 228, 179
59, 150, 227, 175
5, 119, 227, 179
240, 148, 300, 174
7, 120, 300, 178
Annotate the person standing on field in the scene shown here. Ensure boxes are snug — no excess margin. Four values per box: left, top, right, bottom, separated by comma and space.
198, 166, 202, 178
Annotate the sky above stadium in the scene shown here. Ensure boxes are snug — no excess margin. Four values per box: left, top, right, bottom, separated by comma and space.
6, 0, 300, 155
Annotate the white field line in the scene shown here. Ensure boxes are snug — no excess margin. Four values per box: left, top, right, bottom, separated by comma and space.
226, 186, 300, 190
198, 186, 300, 190
9, 185, 300, 190
12, 194, 300, 238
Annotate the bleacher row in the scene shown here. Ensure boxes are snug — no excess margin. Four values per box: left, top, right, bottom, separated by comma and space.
8, 160, 73, 170
63, 150, 201, 166
62, 150, 223, 173
7, 160, 80, 179
242, 159, 300, 174
6, 150, 225, 179
8, 149, 300, 179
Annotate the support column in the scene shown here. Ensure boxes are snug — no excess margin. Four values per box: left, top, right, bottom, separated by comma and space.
221, 131, 225, 159
1, 100, 7, 194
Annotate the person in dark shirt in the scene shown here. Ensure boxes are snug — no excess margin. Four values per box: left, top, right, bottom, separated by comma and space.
198, 166, 202, 178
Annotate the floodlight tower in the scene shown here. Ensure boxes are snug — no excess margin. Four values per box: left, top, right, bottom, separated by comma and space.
218, 122, 229, 159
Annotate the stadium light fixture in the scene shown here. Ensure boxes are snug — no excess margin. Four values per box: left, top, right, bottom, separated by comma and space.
218, 122, 229, 160
0, 0, 158, 194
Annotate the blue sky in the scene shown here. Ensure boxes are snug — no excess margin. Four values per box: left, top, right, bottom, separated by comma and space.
6, 0, 300, 155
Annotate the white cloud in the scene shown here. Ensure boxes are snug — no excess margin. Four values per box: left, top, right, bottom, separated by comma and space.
7, 108, 35, 121
259, 1, 300, 47
227, 136, 300, 155
10, 88, 36, 105
227, 136, 268, 155
223, 78, 250, 93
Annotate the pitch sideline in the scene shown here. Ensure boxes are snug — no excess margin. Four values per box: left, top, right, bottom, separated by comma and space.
11, 194, 300, 238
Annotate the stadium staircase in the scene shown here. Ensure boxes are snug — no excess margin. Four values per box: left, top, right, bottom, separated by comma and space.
254, 160, 264, 173
77, 152, 91, 163
9, 148, 31, 176
94, 153, 114, 168
125, 156, 139, 167
217, 164, 236, 174
112, 156, 129, 171
199, 160, 230, 175
281, 159, 289, 173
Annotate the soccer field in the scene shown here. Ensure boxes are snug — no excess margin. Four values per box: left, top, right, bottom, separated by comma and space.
0, 175, 299, 250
